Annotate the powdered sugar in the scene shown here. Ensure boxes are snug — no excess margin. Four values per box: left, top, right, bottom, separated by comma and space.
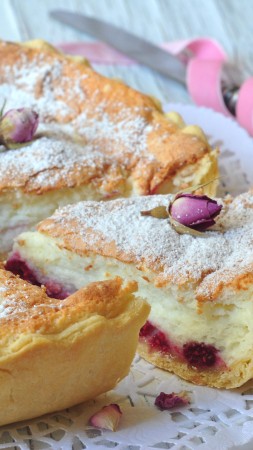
0, 280, 29, 319
73, 105, 154, 160
0, 299, 28, 319
46, 192, 253, 298
0, 272, 62, 320
0, 49, 156, 193
1, 53, 79, 119
0, 135, 112, 191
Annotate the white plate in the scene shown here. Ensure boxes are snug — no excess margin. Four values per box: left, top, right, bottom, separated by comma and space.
1, 106, 253, 450
165, 103, 253, 196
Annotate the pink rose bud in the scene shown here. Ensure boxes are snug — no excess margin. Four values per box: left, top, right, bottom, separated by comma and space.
89, 404, 122, 431
169, 193, 222, 232
0, 108, 39, 146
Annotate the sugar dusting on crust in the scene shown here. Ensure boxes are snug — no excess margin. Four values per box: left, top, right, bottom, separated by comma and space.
0, 282, 32, 320
0, 136, 112, 192
0, 270, 60, 321
0, 53, 86, 119
0, 298, 29, 319
0, 43, 211, 196
41, 191, 253, 299
0, 50, 157, 194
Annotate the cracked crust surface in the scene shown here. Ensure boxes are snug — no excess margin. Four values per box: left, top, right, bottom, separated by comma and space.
0, 40, 218, 197
36, 191, 253, 301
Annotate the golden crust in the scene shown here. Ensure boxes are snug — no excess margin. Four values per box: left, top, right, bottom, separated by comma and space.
36, 191, 253, 301
0, 40, 217, 197
0, 269, 150, 425
0, 270, 138, 337
138, 341, 253, 389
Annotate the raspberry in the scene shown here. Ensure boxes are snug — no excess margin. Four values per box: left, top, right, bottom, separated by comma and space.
45, 281, 68, 300
150, 331, 170, 353
183, 341, 217, 368
5, 253, 68, 299
139, 321, 170, 353
5, 254, 40, 286
139, 321, 156, 337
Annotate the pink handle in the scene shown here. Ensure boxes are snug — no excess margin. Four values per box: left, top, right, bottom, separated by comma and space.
237, 78, 253, 136
187, 59, 253, 136
58, 38, 226, 65
57, 39, 253, 136
187, 58, 231, 117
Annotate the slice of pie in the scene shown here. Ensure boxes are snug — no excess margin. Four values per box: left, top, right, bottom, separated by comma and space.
6, 191, 253, 389
0, 268, 149, 426
0, 39, 218, 254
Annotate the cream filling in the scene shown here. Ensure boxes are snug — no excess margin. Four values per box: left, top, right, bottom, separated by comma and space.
0, 184, 127, 253
0, 145, 218, 254
12, 231, 253, 367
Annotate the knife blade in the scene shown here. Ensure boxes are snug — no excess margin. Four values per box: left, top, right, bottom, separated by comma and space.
50, 9, 186, 84
50, 9, 243, 119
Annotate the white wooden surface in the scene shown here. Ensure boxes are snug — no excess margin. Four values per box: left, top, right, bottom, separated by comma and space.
1, 0, 252, 105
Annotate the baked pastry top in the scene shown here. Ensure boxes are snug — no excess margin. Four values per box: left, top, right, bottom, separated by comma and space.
7, 190, 253, 389
0, 40, 218, 197
0, 269, 138, 338
0, 269, 149, 425
0, 39, 219, 255
35, 191, 253, 303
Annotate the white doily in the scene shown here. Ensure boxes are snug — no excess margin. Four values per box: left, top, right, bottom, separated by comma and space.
2, 356, 253, 450
1, 106, 253, 450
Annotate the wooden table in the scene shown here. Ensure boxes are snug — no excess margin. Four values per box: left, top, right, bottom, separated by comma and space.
1, 0, 252, 106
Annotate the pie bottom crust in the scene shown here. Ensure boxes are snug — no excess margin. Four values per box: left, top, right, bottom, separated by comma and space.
138, 341, 253, 389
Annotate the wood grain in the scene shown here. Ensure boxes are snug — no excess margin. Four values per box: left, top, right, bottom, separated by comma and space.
1, 0, 252, 105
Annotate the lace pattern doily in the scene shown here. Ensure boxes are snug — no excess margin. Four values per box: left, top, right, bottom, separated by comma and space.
2, 356, 253, 449
1, 105, 253, 450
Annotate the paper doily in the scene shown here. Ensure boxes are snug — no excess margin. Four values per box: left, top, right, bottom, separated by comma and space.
2, 355, 253, 450
1, 105, 253, 450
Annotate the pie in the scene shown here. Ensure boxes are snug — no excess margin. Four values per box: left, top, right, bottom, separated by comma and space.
0, 39, 218, 255
0, 268, 149, 426
6, 191, 253, 388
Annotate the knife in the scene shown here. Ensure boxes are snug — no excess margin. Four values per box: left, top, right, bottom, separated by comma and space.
50, 10, 187, 85
50, 9, 249, 125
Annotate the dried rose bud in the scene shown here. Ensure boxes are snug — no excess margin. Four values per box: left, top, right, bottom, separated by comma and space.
169, 193, 222, 232
89, 404, 122, 431
155, 391, 190, 410
0, 108, 39, 147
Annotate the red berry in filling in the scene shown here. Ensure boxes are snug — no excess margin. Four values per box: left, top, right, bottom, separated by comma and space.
183, 341, 217, 368
139, 321, 170, 353
5, 254, 68, 300
45, 281, 68, 300
5, 255, 40, 286
150, 331, 170, 353
139, 321, 156, 337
